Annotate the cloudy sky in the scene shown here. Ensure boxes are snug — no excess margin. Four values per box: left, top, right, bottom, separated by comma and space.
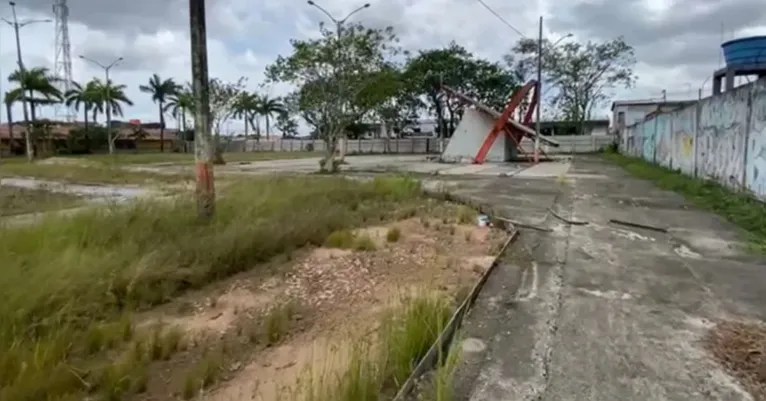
0, 0, 765, 134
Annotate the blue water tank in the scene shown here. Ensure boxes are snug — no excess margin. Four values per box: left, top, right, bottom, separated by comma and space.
721, 36, 766, 67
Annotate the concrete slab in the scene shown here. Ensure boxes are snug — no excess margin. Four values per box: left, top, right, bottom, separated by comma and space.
450, 155, 766, 401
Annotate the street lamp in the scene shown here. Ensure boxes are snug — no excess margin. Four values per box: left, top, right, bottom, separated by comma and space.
79, 55, 123, 153
306, 0, 370, 162
3, 1, 52, 161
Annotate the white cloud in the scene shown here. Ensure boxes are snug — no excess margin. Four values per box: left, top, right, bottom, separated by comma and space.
0, 0, 764, 134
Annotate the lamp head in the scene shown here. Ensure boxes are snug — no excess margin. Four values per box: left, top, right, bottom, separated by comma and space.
307, 0, 315, 4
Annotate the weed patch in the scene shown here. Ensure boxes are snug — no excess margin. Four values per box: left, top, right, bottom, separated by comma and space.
604, 153, 766, 252
291, 294, 453, 401
0, 186, 83, 216
0, 175, 424, 400
0, 161, 189, 185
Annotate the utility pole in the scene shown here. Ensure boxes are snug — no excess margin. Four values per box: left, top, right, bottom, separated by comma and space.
307, 0, 370, 164
3, 2, 50, 162
189, 0, 215, 219
79, 55, 122, 154
534, 16, 543, 163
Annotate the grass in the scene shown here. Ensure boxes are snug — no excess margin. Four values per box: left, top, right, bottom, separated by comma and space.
0, 160, 190, 185
0, 175, 425, 401
0, 186, 84, 217
386, 227, 401, 242
603, 153, 766, 252
75, 151, 320, 165
292, 294, 453, 401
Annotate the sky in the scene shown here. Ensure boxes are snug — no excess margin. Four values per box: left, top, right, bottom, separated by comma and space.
0, 0, 765, 135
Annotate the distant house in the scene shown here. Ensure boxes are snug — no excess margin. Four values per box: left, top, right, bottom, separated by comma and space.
0, 121, 179, 156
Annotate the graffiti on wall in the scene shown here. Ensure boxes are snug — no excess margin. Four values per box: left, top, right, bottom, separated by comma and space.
745, 81, 766, 197
655, 114, 673, 168
642, 118, 656, 161
696, 89, 748, 188
670, 107, 697, 175
624, 78, 766, 201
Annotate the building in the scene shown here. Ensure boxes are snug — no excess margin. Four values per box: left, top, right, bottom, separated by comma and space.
0, 121, 179, 156
610, 99, 697, 136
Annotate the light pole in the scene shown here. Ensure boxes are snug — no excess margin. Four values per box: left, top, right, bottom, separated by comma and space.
79, 55, 123, 154
3, 1, 51, 161
534, 22, 573, 163
307, 0, 370, 163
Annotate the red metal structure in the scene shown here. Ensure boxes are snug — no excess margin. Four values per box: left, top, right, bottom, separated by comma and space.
441, 81, 558, 164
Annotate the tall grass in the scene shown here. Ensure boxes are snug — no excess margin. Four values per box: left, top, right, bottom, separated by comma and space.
293, 294, 453, 401
603, 153, 766, 251
0, 175, 423, 400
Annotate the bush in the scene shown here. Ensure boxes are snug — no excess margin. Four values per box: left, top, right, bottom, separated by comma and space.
386, 227, 401, 242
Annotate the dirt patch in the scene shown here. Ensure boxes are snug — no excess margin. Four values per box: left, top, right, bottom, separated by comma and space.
705, 320, 766, 400
133, 215, 508, 401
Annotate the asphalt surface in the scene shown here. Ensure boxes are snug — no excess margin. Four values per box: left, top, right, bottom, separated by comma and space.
450, 155, 765, 401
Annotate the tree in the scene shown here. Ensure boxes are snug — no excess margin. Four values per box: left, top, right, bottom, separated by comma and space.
231, 91, 260, 145
90, 79, 134, 153
4, 91, 20, 156
139, 74, 181, 152
256, 95, 285, 140
511, 36, 636, 132
275, 111, 299, 138
7, 67, 62, 159
64, 81, 100, 152
267, 22, 402, 172
209, 77, 246, 163
165, 85, 195, 137
404, 43, 519, 138
7, 67, 62, 122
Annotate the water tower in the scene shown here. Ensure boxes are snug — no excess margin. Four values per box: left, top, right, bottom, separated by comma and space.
712, 35, 766, 95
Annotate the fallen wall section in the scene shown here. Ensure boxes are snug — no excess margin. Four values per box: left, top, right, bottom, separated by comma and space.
442, 108, 510, 162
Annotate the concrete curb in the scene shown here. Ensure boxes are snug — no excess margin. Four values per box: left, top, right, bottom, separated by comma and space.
390, 221, 520, 401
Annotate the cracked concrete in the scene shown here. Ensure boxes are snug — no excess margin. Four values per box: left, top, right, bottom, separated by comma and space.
450, 155, 766, 401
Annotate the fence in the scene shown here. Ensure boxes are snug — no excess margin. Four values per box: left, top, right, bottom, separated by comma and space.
222, 137, 444, 154
622, 77, 766, 200
223, 134, 614, 155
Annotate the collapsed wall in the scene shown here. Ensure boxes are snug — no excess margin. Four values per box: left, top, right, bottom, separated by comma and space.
442, 108, 513, 163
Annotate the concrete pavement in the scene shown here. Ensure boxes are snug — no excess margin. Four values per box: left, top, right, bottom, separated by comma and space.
451, 155, 765, 401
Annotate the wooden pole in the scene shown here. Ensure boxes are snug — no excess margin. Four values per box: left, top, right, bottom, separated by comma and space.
189, 0, 215, 219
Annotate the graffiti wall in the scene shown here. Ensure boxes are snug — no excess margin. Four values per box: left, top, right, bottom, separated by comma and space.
642, 117, 656, 161
654, 113, 673, 168
696, 87, 748, 188
670, 106, 696, 176
746, 81, 766, 197
619, 77, 766, 200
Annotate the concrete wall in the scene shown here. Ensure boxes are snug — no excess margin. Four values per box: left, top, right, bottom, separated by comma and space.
224, 137, 443, 154
622, 77, 766, 199
442, 108, 509, 162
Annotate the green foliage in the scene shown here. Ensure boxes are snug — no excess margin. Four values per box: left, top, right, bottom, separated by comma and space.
266, 22, 403, 145
512, 37, 636, 126
403, 42, 519, 137
604, 153, 766, 252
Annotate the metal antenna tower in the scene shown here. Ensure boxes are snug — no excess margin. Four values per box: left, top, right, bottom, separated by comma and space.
53, 0, 74, 121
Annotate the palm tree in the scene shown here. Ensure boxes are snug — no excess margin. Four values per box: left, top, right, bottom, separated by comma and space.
232, 92, 260, 146
64, 81, 98, 130
164, 86, 194, 134
255, 95, 285, 140
7, 67, 62, 122
90, 79, 134, 154
4, 91, 20, 155
139, 74, 180, 152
